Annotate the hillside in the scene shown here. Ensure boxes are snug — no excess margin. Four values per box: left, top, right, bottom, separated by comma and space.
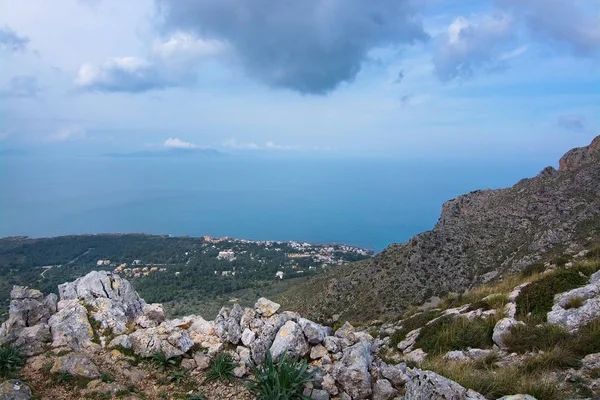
277, 135, 600, 323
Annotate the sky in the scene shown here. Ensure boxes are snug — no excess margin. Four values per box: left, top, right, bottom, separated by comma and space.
0, 0, 599, 160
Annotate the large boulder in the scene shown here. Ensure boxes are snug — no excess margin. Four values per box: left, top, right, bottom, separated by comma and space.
332, 340, 373, 399
270, 321, 309, 361
0, 380, 32, 400
255, 298, 280, 318
51, 353, 100, 379
404, 369, 486, 400
298, 318, 330, 344
129, 325, 194, 359
10, 324, 51, 357
547, 282, 600, 331
48, 300, 96, 352
58, 271, 145, 320
1, 287, 56, 334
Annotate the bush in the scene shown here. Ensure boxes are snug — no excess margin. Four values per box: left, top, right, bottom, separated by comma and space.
205, 352, 235, 382
247, 352, 315, 400
0, 345, 24, 378
520, 347, 580, 373
565, 296, 585, 310
567, 318, 600, 357
552, 255, 572, 267
415, 316, 496, 355
521, 263, 546, 277
390, 310, 441, 347
516, 269, 588, 322
503, 323, 569, 353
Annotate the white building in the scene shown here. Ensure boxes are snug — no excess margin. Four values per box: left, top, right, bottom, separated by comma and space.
217, 250, 236, 261
276, 271, 284, 280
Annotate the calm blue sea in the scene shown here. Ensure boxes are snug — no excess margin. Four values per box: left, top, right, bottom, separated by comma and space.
0, 154, 550, 251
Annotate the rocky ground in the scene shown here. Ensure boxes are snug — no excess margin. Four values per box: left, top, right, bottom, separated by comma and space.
0, 269, 564, 400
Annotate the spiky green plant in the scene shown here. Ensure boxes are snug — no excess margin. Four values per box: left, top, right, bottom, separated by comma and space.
204, 352, 235, 382
247, 352, 315, 400
0, 345, 24, 378
152, 352, 177, 372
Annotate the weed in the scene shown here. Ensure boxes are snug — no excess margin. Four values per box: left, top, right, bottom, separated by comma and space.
0, 345, 25, 378
247, 352, 315, 400
565, 296, 585, 310
152, 352, 178, 372
205, 352, 235, 382
100, 372, 114, 383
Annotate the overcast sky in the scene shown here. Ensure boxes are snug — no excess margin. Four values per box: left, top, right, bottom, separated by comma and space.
0, 0, 599, 159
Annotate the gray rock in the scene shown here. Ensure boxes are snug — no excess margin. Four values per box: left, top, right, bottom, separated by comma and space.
233, 365, 246, 378
108, 335, 132, 350
180, 358, 196, 370
404, 349, 427, 364
497, 396, 537, 400
309, 389, 330, 400
240, 307, 256, 329
298, 318, 328, 344
135, 303, 165, 328
1, 287, 56, 334
404, 369, 486, 400
547, 283, 600, 331
332, 341, 372, 399
372, 379, 398, 400
398, 328, 421, 352
270, 321, 309, 361
255, 297, 280, 317
334, 322, 357, 344
11, 324, 51, 357
241, 328, 256, 347
193, 352, 211, 370
48, 300, 96, 351
379, 361, 409, 387
0, 380, 32, 400
130, 327, 193, 358
582, 353, 600, 370
492, 318, 524, 349
322, 373, 338, 395
51, 353, 100, 378
323, 336, 341, 353
310, 344, 328, 360
237, 346, 252, 366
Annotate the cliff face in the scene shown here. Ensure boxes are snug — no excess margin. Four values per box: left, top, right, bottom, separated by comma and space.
279, 135, 600, 323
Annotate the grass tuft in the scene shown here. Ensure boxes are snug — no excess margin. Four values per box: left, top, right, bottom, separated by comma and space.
205, 352, 235, 383
564, 296, 585, 310
503, 323, 569, 353
247, 352, 315, 400
152, 352, 178, 372
0, 345, 25, 378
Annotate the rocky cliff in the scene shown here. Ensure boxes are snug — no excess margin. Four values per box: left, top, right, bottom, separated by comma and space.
278, 135, 600, 323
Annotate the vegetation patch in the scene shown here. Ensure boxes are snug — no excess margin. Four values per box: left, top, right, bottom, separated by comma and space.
414, 315, 496, 355
565, 296, 585, 310
520, 347, 580, 373
205, 352, 235, 382
0, 345, 24, 378
516, 269, 588, 322
247, 352, 315, 400
521, 263, 546, 277
504, 323, 569, 353
390, 310, 441, 347
152, 352, 178, 372
567, 318, 600, 357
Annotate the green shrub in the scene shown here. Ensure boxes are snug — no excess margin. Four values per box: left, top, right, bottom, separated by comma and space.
247, 352, 315, 400
390, 310, 441, 347
552, 255, 572, 267
186, 393, 206, 400
0, 345, 24, 378
565, 296, 585, 310
170, 369, 190, 384
567, 318, 600, 357
521, 263, 546, 277
520, 347, 580, 373
585, 247, 600, 260
100, 372, 114, 383
415, 316, 496, 355
516, 269, 588, 322
482, 294, 509, 310
503, 323, 569, 353
205, 352, 235, 382
152, 352, 178, 372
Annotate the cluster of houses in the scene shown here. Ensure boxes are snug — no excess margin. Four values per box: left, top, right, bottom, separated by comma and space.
107, 261, 168, 278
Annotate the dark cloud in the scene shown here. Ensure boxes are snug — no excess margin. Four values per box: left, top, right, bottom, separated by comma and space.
1, 76, 42, 98
395, 70, 404, 84
0, 26, 29, 53
433, 13, 515, 81
155, 0, 428, 94
498, 0, 600, 57
557, 115, 586, 132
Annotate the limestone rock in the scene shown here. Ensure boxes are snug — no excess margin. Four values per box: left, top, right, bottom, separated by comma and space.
241, 328, 256, 347
108, 335, 132, 350
59, 271, 144, 310
547, 283, 600, 331
372, 379, 398, 400
404, 369, 486, 400
298, 318, 329, 344
193, 352, 211, 370
497, 396, 537, 400
398, 328, 420, 352
255, 298, 281, 318
322, 374, 338, 395
324, 336, 341, 353
379, 361, 409, 388
48, 300, 96, 351
492, 318, 524, 349
135, 303, 165, 328
310, 344, 328, 360
1, 287, 56, 334
582, 353, 600, 370
332, 341, 372, 399
51, 353, 100, 379
129, 326, 193, 358
180, 358, 196, 370
0, 380, 32, 400
404, 349, 427, 364
270, 321, 309, 361
10, 324, 51, 357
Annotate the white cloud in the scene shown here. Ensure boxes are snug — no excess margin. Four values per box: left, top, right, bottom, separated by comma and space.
221, 138, 260, 150
164, 137, 197, 149
433, 13, 516, 81
152, 32, 226, 61
222, 138, 327, 151
49, 126, 87, 142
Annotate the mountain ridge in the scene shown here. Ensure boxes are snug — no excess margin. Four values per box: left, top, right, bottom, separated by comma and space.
277, 135, 600, 323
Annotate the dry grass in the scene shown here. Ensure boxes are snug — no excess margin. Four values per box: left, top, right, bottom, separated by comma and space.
565, 296, 585, 310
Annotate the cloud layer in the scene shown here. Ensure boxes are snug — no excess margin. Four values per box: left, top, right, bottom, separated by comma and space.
164, 137, 196, 149
155, 0, 428, 94
0, 26, 28, 52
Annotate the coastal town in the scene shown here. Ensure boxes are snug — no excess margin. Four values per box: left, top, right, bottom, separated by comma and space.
98, 235, 373, 280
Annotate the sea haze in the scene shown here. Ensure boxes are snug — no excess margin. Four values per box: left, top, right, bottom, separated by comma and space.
1, 153, 549, 251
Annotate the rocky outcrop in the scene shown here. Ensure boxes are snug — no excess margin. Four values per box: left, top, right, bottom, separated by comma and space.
279, 135, 600, 323
50, 353, 100, 379
404, 369, 486, 400
48, 300, 96, 352
547, 272, 600, 331
493, 318, 525, 349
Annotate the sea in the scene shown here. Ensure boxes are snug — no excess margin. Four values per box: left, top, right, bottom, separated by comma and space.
0, 153, 551, 252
